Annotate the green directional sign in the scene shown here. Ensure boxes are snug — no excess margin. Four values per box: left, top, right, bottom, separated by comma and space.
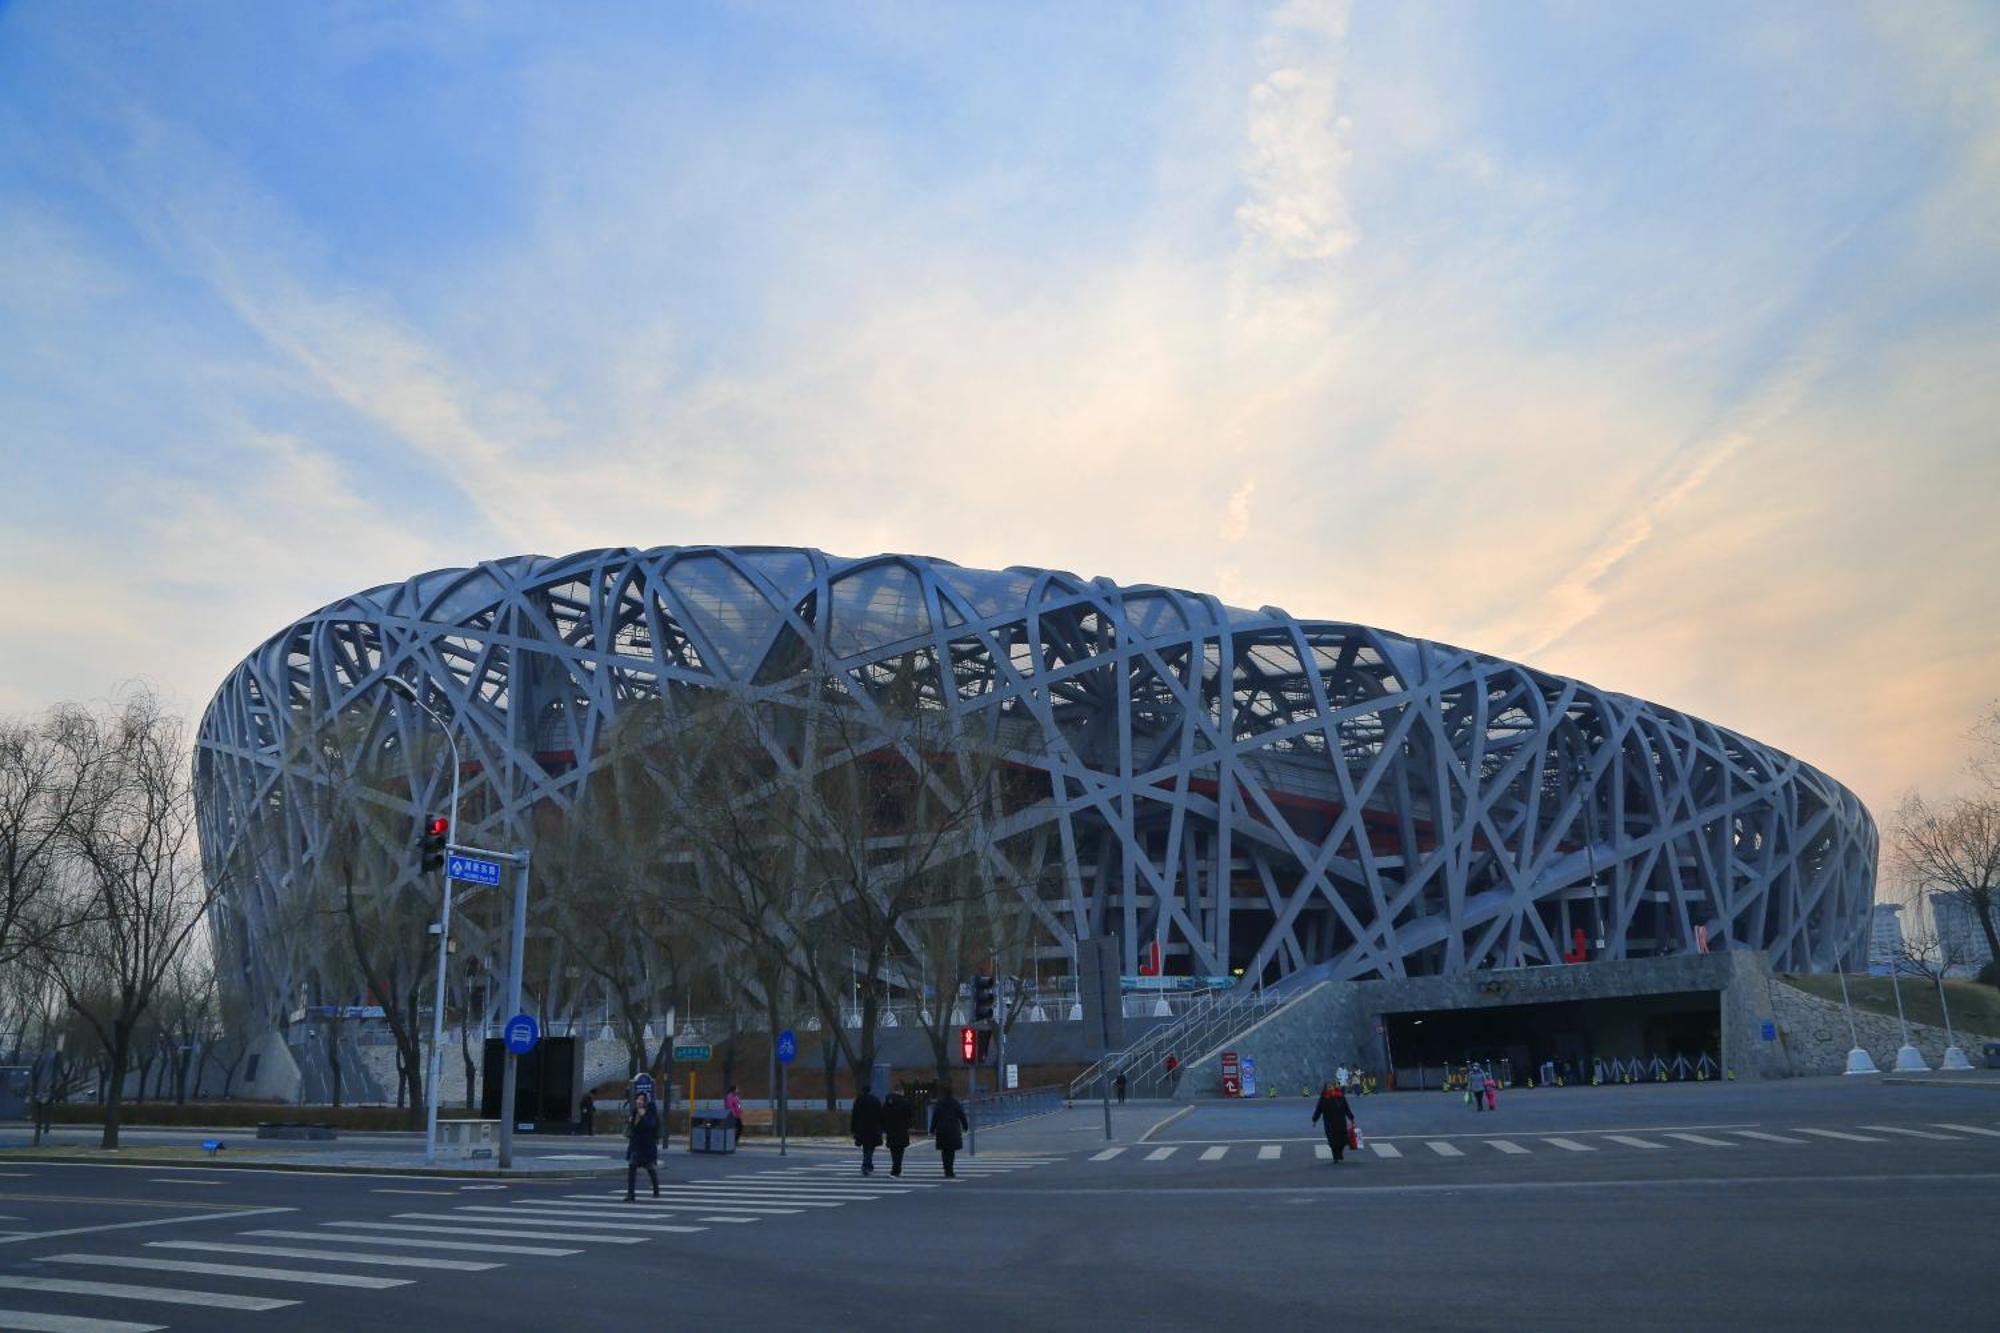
672, 1044, 712, 1062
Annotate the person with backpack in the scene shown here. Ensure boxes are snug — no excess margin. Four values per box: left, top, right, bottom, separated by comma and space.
1311, 1080, 1357, 1163
623, 1090, 661, 1201
881, 1089, 915, 1177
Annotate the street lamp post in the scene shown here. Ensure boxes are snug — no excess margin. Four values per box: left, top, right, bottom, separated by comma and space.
384, 675, 461, 1167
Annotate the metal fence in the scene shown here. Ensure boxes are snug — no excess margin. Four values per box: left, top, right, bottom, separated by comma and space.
969, 1083, 1064, 1131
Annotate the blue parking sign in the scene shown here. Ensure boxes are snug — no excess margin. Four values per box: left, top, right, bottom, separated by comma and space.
504, 1013, 539, 1054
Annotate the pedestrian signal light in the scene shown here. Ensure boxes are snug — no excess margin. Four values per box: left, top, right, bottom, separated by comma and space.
972, 975, 996, 1024
959, 1025, 978, 1065
420, 816, 449, 873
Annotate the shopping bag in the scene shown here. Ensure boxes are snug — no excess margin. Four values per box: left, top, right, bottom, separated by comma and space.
1348, 1124, 1361, 1151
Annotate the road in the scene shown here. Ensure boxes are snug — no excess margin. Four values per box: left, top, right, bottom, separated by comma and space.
1, 1078, 1996, 1330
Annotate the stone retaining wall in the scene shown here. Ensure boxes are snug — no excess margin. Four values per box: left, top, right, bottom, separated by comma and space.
1762, 977, 1997, 1075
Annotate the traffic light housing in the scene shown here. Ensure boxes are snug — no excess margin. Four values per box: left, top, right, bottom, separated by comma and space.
420, 816, 449, 873
977, 1028, 994, 1063
972, 974, 996, 1024
959, 1025, 978, 1065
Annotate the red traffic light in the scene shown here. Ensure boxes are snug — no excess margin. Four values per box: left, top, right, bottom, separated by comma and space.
428, 816, 449, 837
959, 1026, 978, 1065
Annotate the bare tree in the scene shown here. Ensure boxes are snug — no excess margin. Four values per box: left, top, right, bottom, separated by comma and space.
0, 708, 102, 969
32, 692, 219, 1148
645, 676, 1021, 1094
1892, 791, 2000, 992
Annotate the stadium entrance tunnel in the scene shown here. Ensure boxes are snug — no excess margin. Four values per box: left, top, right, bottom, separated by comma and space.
1383, 990, 1721, 1089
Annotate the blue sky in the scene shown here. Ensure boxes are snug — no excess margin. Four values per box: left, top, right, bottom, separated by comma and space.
1, 0, 1995, 824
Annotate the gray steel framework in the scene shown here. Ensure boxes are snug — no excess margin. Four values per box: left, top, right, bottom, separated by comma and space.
194, 545, 1876, 1027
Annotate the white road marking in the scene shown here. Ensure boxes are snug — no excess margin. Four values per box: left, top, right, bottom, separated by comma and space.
248, 1228, 576, 1256
1090, 1148, 1126, 1162
372, 1189, 458, 1197
1427, 1142, 1465, 1157
1603, 1135, 1666, 1150
1662, 1133, 1737, 1148
1369, 1142, 1402, 1159
1314, 1145, 1333, 1160
1257, 1145, 1282, 1161
0, 1276, 295, 1312
563, 1198, 802, 1215
0, 1206, 294, 1249
379, 1217, 653, 1241
452, 1208, 705, 1233
697, 1216, 763, 1224
148, 1240, 500, 1271
1796, 1128, 1885, 1143
639, 1193, 844, 1208
1199, 1146, 1228, 1162
1143, 1147, 1178, 1162
145, 1179, 224, 1186
1486, 1140, 1530, 1154
1934, 1123, 2000, 1138
1860, 1125, 1960, 1141
46, 1253, 410, 1290
0, 1310, 165, 1333
1731, 1130, 1809, 1145
1543, 1138, 1594, 1152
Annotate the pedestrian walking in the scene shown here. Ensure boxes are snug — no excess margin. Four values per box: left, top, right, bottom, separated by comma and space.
1467, 1062, 1485, 1112
1483, 1067, 1499, 1112
851, 1085, 885, 1176
1113, 1072, 1127, 1104
882, 1089, 914, 1177
578, 1090, 596, 1136
931, 1087, 969, 1178
1335, 1063, 1350, 1092
624, 1090, 661, 1201
724, 1084, 745, 1146
1310, 1081, 1357, 1163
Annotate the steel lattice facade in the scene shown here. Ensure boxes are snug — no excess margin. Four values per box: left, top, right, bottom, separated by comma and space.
195, 544, 1876, 1026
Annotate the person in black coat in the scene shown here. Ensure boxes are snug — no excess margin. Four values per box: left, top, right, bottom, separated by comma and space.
881, 1091, 915, 1177
930, 1089, 969, 1179
1310, 1081, 1357, 1163
850, 1088, 885, 1176
578, 1091, 596, 1136
624, 1091, 661, 1200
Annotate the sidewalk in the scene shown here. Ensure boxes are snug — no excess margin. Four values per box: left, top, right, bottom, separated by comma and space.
972, 1099, 1189, 1154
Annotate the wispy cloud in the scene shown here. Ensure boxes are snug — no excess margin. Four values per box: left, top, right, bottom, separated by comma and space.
0, 0, 1996, 823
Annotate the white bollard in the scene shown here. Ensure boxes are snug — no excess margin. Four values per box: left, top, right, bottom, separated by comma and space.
1893, 1044, 1929, 1072
1941, 1046, 1974, 1071
1844, 1047, 1880, 1075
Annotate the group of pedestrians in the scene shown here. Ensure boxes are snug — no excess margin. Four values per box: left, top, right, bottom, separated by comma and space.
1466, 1062, 1499, 1112
850, 1085, 968, 1177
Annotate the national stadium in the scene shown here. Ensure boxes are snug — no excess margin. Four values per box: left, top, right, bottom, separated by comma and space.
193, 544, 1876, 1086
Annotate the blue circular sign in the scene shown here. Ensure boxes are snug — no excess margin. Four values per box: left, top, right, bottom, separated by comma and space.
776, 1028, 798, 1064
503, 1013, 540, 1054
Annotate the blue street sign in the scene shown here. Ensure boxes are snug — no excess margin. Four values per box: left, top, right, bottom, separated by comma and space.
447, 854, 502, 887
503, 1013, 540, 1054
631, 1072, 655, 1099
672, 1044, 712, 1063
776, 1029, 797, 1064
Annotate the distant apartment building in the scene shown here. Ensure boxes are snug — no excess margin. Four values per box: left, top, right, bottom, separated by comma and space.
1932, 890, 1996, 975
1867, 901, 1905, 975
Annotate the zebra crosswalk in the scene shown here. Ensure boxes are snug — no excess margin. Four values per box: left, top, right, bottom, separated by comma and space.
0, 1154, 1061, 1331
1079, 1120, 2000, 1167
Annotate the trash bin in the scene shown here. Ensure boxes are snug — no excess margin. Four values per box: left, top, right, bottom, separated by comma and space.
1983, 1042, 2000, 1070
689, 1114, 737, 1154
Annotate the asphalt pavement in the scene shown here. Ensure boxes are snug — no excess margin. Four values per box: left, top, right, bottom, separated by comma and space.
1, 1078, 1995, 1331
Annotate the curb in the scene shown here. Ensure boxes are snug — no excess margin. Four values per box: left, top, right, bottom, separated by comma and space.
1139, 1104, 1195, 1143
0, 1150, 621, 1180
1881, 1076, 2000, 1091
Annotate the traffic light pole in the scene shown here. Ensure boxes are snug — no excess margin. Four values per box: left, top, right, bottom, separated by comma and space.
384, 676, 461, 1170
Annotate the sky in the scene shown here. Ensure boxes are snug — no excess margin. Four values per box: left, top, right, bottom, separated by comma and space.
0, 1, 1995, 832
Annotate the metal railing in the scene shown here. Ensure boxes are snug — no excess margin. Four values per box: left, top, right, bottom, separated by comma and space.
1067, 983, 1306, 1100
969, 1083, 1064, 1132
